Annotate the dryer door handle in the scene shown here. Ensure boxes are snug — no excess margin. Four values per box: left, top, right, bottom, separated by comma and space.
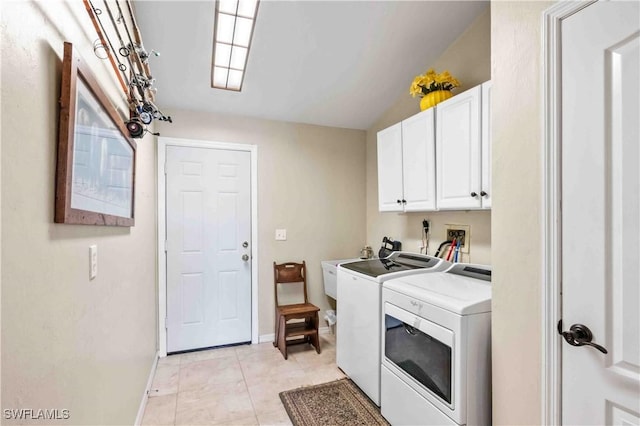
404, 324, 418, 336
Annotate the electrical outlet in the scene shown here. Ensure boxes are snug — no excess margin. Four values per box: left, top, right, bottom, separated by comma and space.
445, 224, 470, 254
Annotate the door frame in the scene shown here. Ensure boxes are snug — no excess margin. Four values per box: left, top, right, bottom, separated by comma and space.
542, 1, 597, 424
157, 136, 259, 356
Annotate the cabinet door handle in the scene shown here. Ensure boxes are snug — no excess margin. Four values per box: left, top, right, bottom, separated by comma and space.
397, 199, 402, 204
480, 191, 488, 197
402, 199, 407, 204
470, 192, 478, 197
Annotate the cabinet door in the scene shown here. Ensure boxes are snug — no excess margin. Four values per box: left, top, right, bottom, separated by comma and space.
377, 123, 403, 212
436, 85, 482, 209
402, 108, 436, 211
481, 81, 492, 209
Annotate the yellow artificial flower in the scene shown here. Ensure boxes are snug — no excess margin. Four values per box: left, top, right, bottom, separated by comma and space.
409, 68, 461, 97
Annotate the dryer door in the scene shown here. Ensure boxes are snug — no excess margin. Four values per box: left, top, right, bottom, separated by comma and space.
383, 303, 454, 406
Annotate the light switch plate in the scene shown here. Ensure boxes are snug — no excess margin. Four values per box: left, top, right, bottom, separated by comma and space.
275, 229, 287, 241
89, 245, 98, 279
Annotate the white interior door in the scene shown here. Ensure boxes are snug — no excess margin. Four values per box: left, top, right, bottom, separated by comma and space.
166, 146, 252, 353
561, 1, 640, 424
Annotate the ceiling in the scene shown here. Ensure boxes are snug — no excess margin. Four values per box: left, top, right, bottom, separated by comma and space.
134, 1, 488, 130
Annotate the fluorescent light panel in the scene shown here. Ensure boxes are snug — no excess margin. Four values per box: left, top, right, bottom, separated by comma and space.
212, 0, 259, 91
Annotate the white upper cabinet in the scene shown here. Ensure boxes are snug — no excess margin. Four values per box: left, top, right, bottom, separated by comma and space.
377, 81, 491, 212
436, 81, 492, 210
480, 81, 492, 208
377, 108, 436, 212
377, 123, 404, 212
402, 108, 436, 211
436, 85, 482, 209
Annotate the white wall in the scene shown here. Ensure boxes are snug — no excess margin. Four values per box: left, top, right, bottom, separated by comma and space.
491, 1, 554, 424
1, 2, 157, 424
366, 7, 492, 264
156, 109, 367, 337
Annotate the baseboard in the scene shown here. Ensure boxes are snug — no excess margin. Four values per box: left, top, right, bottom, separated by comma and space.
319, 326, 331, 335
258, 333, 275, 343
258, 326, 331, 344
134, 350, 160, 426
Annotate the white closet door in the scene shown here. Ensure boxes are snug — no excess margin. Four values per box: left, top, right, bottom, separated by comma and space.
561, 1, 640, 424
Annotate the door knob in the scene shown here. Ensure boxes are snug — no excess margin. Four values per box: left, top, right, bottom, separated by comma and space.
242, 241, 249, 248
242, 254, 250, 262
480, 191, 488, 197
470, 192, 478, 197
557, 321, 608, 354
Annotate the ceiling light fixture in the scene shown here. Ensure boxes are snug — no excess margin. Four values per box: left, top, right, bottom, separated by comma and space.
212, 0, 259, 91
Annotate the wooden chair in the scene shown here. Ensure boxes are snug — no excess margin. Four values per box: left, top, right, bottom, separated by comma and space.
273, 261, 321, 359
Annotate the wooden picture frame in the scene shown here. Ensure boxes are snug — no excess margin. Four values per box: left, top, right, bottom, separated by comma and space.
55, 42, 136, 226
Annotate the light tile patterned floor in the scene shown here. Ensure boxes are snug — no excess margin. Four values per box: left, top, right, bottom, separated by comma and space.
142, 334, 344, 426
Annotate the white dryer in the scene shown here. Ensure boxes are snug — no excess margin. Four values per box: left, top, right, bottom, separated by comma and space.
380, 263, 492, 426
336, 252, 450, 406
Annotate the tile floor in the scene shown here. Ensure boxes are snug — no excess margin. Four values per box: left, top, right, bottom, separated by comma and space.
142, 333, 344, 425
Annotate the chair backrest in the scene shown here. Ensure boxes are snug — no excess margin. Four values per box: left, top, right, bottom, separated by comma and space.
273, 261, 308, 307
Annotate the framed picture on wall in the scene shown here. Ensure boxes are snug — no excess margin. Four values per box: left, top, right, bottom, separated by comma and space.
55, 42, 136, 226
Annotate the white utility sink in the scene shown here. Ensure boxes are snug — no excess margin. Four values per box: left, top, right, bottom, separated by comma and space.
321, 258, 359, 299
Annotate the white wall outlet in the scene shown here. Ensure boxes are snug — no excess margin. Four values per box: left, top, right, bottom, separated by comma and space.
275, 229, 287, 241
89, 245, 98, 279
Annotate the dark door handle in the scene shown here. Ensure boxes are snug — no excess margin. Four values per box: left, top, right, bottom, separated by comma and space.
557, 321, 608, 354
470, 192, 478, 197
480, 191, 488, 197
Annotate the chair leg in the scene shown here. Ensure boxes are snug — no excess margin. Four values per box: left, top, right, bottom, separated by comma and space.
312, 312, 321, 354
304, 317, 311, 344
277, 316, 288, 359
273, 310, 279, 348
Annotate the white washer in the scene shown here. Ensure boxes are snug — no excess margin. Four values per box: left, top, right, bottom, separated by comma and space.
380, 263, 492, 426
336, 252, 450, 406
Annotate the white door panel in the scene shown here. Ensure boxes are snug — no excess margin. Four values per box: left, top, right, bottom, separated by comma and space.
436, 86, 482, 209
561, 1, 640, 423
166, 146, 251, 352
377, 123, 404, 212
481, 81, 492, 209
402, 109, 436, 211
